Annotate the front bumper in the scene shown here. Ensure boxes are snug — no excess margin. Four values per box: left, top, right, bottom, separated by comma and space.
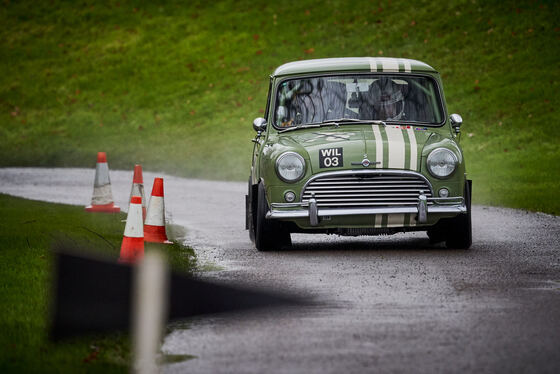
267, 194, 466, 227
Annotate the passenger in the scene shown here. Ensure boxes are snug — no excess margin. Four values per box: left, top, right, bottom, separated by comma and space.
368, 77, 406, 121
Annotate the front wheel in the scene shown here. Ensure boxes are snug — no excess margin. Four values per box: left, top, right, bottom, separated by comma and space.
427, 227, 446, 244
445, 180, 472, 249
255, 183, 291, 251
247, 178, 256, 242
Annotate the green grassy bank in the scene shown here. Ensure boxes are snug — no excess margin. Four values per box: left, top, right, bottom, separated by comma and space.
0, 194, 196, 373
1, 0, 559, 214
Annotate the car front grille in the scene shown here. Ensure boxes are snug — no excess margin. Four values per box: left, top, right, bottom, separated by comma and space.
301, 171, 433, 209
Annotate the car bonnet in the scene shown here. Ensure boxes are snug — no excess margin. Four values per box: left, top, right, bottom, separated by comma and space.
280, 124, 435, 174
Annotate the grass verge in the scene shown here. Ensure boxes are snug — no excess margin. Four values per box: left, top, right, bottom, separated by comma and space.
0, 193, 196, 373
0, 0, 559, 214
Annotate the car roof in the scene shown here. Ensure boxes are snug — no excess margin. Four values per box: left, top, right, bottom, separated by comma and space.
272, 57, 437, 77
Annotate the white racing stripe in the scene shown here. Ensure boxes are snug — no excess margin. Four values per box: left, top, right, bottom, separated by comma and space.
374, 214, 383, 228
409, 215, 417, 227
400, 58, 411, 72
385, 126, 405, 169
368, 57, 377, 72
371, 125, 383, 167
406, 127, 418, 171
381, 58, 399, 72
387, 214, 405, 227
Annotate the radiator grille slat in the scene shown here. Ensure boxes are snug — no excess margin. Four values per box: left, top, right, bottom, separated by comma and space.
305, 183, 427, 190
304, 192, 424, 197
311, 180, 423, 185
302, 172, 432, 209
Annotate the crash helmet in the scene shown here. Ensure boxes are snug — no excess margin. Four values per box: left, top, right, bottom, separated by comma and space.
370, 77, 405, 120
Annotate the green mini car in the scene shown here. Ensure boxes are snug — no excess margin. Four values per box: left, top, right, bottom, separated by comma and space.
246, 57, 471, 251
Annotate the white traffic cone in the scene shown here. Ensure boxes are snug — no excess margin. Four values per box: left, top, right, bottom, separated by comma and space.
119, 196, 144, 263
129, 164, 147, 220
85, 152, 120, 213
144, 178, 172, 244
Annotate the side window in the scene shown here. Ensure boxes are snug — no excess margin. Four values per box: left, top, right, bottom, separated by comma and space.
264, 77, 272, 122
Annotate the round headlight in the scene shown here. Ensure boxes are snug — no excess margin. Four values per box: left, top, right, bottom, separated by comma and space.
276, 152, 306, 182
427, 148, 458, 178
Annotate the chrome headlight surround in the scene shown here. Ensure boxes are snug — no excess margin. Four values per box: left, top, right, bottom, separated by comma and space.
275, 152, 306, 183
427, 148, 458, 178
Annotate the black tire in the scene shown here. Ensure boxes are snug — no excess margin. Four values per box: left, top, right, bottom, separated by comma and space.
247, 178, 256, 243
427, 227, 446, 244
445, 180, 472, 249
255, 183, 291, 251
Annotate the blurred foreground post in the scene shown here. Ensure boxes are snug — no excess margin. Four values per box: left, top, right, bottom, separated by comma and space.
133, 251, 168, 374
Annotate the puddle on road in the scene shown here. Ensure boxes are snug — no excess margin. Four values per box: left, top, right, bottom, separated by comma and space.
158, 354, 196, 364
523, 279, 560, 291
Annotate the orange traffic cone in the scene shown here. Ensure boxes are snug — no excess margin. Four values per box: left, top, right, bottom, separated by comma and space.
119, 196, 144, 263
144, 178, 172, 244
129, 165, 147, 220
85, 152, 120, 213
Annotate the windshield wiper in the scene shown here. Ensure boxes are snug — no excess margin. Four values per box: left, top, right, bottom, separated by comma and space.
278, 123, 323, 133
316, 118, 387, 127
278, 118, 386, 133
320, 118, 362, 123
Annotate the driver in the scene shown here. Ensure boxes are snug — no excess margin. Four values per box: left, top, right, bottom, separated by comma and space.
370, 77, 405, 120
276, 81, 302, 127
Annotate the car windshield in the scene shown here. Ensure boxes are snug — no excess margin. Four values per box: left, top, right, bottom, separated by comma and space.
273, 74, 444, 128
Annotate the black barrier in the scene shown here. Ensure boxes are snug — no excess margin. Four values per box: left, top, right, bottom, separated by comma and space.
50, 252, 133, 339
50, 249, 306, 340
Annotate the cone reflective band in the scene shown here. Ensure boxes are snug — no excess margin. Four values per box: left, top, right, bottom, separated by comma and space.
144, 178, 172, 244
129, 164, 147, 220
85, 152, 120, 213
119, 196, 144, 263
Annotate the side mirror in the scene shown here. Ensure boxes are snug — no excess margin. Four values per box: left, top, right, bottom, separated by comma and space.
253, 117, 267, 132
449, 113, 463, 133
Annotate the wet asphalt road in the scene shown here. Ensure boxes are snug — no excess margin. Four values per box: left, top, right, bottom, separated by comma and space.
1, 167, 560, 373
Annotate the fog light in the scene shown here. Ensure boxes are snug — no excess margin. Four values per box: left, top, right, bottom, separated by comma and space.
438, 188, 449, 198
284, 191, 296, 202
